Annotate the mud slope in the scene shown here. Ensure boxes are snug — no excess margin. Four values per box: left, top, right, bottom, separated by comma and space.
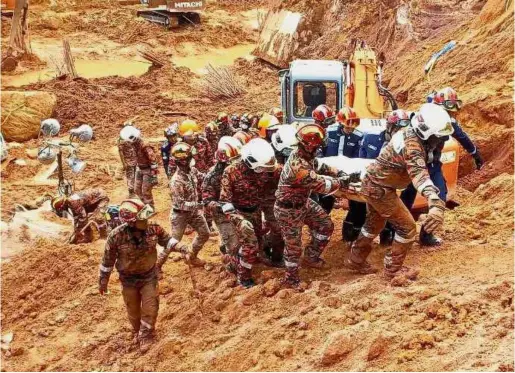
1, 0, 514, 371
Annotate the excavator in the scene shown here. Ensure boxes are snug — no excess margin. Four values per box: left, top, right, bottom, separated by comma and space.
137, 0, 204, 29
276, 41, 460, 210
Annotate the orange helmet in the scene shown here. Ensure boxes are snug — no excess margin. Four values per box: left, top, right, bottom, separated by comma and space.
216, 136, 242, 163
217, 112, 229, 125
269, 107, 284, 123
233, 130, 253, 145
119, 199, 153, 223
432, 87, 462, 112
257, 114, 280, 138
336, 106, 360, 128
296, 123, 326, 153
179, 119, 200, 137
312, 104, 335, 126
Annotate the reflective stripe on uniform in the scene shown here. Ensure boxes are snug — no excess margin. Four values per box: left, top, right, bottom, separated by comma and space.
239, 258, 252, 269
416, 179, 436, 194
323, 178, 332, 194
312, 231, 330, 241
284, 260, 298, 268
394, 233, 416, 243
100, 264, 113, 273
167, 238, 179, 251
361, 228, 376, 239
140, 320, 152, 330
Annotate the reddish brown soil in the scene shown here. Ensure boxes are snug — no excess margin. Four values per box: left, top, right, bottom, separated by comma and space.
1, 0, 513, 371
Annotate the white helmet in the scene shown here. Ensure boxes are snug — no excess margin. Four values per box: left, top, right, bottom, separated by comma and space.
40, 118, 60, 137
241, 138, 277, 173
37, 146, 57, 165
70, 124, 93, 143
271, 125, 298, 154
411, 103, 454, 140
216, 136, 242, 163
120, 125, 141, 142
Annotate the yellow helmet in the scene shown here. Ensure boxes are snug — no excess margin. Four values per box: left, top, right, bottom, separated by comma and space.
257, 114, 280, 138
179, 119, 200, 137
51, 195, 67, 212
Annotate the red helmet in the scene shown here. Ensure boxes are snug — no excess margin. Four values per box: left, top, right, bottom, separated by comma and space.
336, 106, 360, 128
217, 112, 229, 124
312, 105, 334, 126
386, 109, 410, 127
295, 123, 326, 153
119, 199, 146, 223
432, 87, 462, 112
51, 195, 67, 213
216, 136, 242, 163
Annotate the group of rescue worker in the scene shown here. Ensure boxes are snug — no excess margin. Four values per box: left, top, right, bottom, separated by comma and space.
48, 86, 483, 351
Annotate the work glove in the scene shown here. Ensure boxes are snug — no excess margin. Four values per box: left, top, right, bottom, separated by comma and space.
473, 151, 484, 170
422, 194, 445, 234
98, 272, 110, 295
206, 200, 220, 212
337, 171, 361, 188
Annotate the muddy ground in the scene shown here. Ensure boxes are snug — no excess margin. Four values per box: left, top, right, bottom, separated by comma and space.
1, 0, 514, 371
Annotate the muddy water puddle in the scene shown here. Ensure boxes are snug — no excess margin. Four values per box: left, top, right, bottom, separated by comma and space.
172, 43, 255, 74
2, 60, 150, 87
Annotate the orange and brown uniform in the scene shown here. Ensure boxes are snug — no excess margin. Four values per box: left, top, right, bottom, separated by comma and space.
350, 127, 441, 275
220, 160, 265, 280
274, 148, 341, 282
261, 164, 284, 255
192, 136, 213, 173
169, 166, 209, 255
99, 222, 185, 338
134, 139, 158, 207
66, 188, 109, 242
118, 138, 137, 195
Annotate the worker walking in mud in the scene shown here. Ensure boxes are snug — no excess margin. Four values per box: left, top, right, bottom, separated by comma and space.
274, 124, 359, 288
118, 123, 138, 197
51, 188, 109, 244
359, 109, 411, 245
219, 138, 277, 287
345, 103, 451, 281
120, 125, 159, 208
160, 123, 180, 179
98, 199, 188, 352
202, 136, 242, 272
169, 142, 210, 266
400, 87, 484, 246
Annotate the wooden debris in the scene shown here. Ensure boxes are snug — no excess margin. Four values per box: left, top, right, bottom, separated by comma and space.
62, 39, 78, 79
199, 64, 246, 99
138, 48, 166, 68
8, 0, 29, 55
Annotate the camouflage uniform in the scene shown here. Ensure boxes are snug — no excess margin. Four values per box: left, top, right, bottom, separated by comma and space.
202, 162, 239, 263
192, 136, 213, 173
261, 164, 284, 261
220, 160, 265, 281
66, 188, 109, 244
274, 148, 341, 283
118, 139, 137, 196
99, 223, 186, 339
134, 139, 158, 208
170, 166, 209, 256
349, 128, 441, 275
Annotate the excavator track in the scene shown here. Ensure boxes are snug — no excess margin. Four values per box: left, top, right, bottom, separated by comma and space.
137, 9, 201, 29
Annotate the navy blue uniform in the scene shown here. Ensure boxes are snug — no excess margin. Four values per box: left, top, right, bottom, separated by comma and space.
160, 141, 177, 177
401, 118, 478, 207
359, 131, 387, 159
323, 124, 363, 158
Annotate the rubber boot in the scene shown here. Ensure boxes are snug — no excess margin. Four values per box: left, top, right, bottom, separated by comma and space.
419, 228, 443, 247
383, 241, 410, 277
342, 222, 358, 242
379, 228, 394, 246
186, 249, 205, 267
281, 266, 301, 289
236, 262, 255, 288
138, 335, 153, 353
344, 234, 378, 274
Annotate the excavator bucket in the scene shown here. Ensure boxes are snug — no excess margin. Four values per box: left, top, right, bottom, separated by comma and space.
253, 9, 304, 68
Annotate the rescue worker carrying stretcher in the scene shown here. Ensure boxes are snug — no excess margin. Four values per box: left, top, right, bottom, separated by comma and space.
274, 123, 360, 288
345, 103, 451, 281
